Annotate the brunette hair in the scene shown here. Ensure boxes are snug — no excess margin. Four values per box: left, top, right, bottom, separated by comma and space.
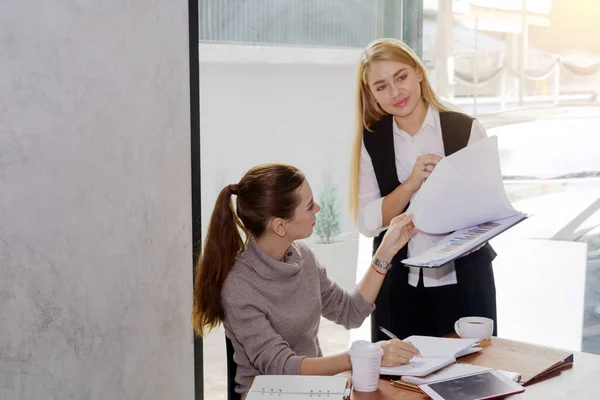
192, 163, 305, 336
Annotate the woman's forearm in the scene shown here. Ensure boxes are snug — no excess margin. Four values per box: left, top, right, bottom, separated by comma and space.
300, 352, 352, 376
381, 184, 413, 227
356, 249, 392, 304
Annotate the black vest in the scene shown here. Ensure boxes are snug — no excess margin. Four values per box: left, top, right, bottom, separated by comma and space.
363, 111, 474, 259
364, 112, 497, 342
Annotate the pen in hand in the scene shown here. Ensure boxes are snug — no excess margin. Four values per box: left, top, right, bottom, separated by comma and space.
379, 326, 422, 360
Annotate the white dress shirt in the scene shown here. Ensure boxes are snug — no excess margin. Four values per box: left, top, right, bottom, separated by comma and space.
357, 107, 487, 287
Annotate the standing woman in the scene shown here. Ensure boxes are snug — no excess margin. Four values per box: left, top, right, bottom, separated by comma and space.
349, 38, 498, 342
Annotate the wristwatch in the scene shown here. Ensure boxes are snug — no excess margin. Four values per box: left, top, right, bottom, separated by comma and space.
372, 256, 393, 271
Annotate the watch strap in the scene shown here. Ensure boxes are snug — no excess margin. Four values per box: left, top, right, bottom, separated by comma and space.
372, 256, 392, 271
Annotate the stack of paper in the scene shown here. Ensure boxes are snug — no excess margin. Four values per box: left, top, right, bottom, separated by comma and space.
401, 363, 521, 386
402, 213, 527, 268
380, 336, 481, 377
403, 136, 528, 268
407, 136, 518, 234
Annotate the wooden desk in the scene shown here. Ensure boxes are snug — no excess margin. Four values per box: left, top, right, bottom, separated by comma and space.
248, 338, 600, 399
350, 350, 600, 399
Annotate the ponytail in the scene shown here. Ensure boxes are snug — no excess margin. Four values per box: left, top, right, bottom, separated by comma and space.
191, 164, 305, 336
192, 184, 246, 336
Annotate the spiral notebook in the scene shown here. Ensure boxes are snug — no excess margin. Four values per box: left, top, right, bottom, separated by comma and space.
246, 375, 350, 399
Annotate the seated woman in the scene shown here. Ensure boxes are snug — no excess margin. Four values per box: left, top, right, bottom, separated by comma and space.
192, 163, 419, 396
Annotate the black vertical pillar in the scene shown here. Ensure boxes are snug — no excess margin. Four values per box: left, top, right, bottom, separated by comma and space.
189, 0, 203, 399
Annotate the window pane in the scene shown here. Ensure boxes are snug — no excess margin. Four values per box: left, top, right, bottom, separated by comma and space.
422, 0, 600, 354
199, 0, 381, 48
199, 1, 401, 398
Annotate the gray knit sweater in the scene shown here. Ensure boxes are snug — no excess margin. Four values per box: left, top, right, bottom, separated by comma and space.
221, 238, 375, 395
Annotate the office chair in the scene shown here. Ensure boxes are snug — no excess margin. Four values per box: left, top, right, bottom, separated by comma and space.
225, 336, 241, 400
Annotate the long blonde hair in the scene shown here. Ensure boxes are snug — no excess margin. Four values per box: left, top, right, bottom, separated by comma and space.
349, 38, 452, 221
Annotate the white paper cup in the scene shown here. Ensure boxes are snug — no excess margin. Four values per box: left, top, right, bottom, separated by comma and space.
454, 316, 494, 340
349, 340, 383, 392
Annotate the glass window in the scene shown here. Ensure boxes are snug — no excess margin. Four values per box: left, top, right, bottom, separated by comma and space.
199, 0, 600, 397
578, 222, 600, 354
423, 0, 600, 354
199, 1, 405, 398
199, 0, 383, 47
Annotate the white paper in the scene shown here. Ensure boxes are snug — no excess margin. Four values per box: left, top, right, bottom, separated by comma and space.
402, 213, 528, 268
401, 363, 493, 385
380, 357, 455, 377
407, 136, 518, 234
380, 336, 480, 377
404, 336, 480, 359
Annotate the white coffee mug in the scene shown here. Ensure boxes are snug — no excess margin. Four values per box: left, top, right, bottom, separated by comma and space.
454, 316, 494, 340
348, 340, 383, 392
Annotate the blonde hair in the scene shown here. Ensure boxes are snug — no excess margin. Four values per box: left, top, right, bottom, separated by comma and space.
349, 38, 452, 221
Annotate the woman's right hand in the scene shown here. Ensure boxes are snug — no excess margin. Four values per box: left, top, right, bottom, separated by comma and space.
404, 154, 443, 193
379, 339, 421, 367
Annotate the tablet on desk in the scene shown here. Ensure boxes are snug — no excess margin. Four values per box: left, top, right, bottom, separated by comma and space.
419, 370, 525, 400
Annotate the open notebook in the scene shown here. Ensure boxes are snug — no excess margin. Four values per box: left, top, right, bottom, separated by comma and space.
380, 336, 481, 377
246, 375, 350, 399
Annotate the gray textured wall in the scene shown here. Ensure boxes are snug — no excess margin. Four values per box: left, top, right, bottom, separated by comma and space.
0, 1, 194, 399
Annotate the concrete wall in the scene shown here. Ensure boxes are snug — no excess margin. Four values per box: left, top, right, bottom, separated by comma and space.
0, 1, 194, 399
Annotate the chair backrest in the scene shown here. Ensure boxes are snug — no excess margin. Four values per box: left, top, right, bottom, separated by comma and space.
225, 336, 241, 400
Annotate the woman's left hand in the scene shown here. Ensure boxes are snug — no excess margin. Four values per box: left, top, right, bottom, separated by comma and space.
377, 213, 416, 261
